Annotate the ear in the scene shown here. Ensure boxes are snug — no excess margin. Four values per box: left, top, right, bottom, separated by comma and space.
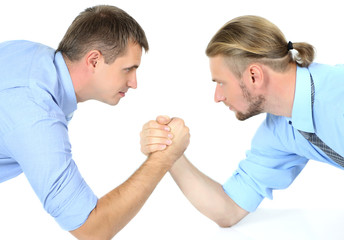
85, 50, 102, 70
247, 64, 264, 89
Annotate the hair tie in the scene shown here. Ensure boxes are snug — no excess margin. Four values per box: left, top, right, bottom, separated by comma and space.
287, 41, 293, 51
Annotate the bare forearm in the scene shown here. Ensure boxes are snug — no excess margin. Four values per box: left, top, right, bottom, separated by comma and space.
169, 155, 248, 227
70, 154, 170, 240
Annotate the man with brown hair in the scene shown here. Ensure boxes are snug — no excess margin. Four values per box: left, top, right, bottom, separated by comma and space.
0, 5, 190, 239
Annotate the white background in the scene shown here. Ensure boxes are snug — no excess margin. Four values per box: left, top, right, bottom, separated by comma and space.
1, 0, 344, 239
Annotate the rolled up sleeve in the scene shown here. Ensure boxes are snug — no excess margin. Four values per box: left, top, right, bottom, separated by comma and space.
3, 115, 98, 230
223, 115, 309, 212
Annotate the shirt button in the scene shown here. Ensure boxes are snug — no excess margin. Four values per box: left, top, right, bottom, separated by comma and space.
288, 121, 292, 125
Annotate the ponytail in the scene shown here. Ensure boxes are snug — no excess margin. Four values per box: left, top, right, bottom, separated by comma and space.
292, 42, 315, 67
206, 15, 316, 77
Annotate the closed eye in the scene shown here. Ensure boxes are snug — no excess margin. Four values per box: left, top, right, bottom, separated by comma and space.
212, 79, 224, 86
124, 65, 139, 72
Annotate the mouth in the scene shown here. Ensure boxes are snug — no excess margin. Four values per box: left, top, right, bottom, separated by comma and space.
119, 90, 128, 97
224, 103, 233, 111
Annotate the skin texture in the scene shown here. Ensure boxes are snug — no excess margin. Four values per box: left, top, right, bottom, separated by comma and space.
140, 116, 248, 227
65, 42, 190, 239
70, 117, 189, 239
210, 55, 266, 121
210, 55, 297, 119
67, 41, 141, 106
139, 56, 298, 227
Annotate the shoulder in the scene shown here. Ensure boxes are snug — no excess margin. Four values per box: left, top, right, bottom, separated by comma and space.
0, 40, 55, 66
310, 63, 344, 109
309, 62, 344, 84
0, 41, 56, 89
0, 40, 51, 57
310, 63, 344, 140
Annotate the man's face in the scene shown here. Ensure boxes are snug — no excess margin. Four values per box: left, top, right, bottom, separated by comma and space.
92, 41, 143, 105
209, 55, 265, 121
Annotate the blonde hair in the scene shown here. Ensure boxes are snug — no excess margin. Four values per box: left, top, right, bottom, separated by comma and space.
206, 15, 315, 78
57, 5, 149, 64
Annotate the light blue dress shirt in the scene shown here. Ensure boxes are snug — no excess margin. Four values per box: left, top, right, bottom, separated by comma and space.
0, 40, 98, 230
223, 63, 344, 212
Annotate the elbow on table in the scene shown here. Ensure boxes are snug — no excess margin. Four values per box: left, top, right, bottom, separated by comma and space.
70, 230, 115, 240
215, 216, 240, 228
70, 223, 117, 240
213, 208, 248, 228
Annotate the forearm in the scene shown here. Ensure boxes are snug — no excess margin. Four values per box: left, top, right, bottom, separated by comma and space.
169, 155, 248, 227
70, 154, 170, 240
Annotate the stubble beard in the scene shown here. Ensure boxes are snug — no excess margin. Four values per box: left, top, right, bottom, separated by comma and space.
235, 82, 265, 121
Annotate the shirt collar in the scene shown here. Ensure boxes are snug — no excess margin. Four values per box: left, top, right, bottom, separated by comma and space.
54, 51, 77, 118
290, 65, 315, 133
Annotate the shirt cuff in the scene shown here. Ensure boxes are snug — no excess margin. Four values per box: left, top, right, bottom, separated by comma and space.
222, 171, 264, 212
55, 184, 98, 231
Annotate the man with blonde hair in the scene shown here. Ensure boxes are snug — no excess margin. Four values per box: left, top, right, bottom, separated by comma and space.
0, 5, 190, 239
141, 15, 344, 226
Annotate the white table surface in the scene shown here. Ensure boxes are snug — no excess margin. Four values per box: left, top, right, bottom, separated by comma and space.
1, 160, 343, 240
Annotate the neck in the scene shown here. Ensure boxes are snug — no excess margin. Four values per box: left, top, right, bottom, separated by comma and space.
64, 55, 91, 103
264, 63, 297, 117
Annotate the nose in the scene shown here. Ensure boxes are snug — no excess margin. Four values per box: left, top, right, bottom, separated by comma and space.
214, 84, 225, 103
127, 72, 137, 89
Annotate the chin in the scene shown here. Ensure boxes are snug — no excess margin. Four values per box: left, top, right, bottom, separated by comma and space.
102, 98, 120, 106
235, 110, 262, 121
109, 101, 120, 106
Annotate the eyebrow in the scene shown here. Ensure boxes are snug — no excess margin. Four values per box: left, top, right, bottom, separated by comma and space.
124, 65, 139, 71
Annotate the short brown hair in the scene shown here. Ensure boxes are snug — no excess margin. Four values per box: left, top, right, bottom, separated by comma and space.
57, 5, 149, 63
206, 15, 315, 78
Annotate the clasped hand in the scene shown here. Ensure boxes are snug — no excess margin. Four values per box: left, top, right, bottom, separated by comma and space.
140, 115, 190, 167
